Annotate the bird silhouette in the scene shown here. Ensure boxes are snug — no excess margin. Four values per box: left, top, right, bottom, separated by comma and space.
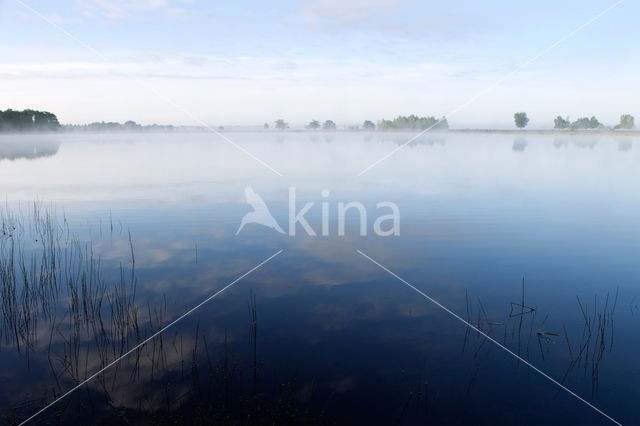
236, 187, 285, 235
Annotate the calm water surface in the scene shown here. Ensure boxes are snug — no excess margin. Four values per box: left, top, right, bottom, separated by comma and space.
0, 132, 639, 425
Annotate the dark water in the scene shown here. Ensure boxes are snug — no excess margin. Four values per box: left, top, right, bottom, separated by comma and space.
0, 132, 639, 425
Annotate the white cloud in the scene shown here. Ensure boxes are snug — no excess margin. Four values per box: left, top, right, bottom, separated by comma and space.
299, 0, 409, 29
77, 0, 178, 20
0, 52, 458, 83
296, 0, 488, 40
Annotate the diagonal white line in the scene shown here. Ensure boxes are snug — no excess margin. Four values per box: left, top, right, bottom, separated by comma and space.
356, 0, 625, 177
14, 0, 283, 177
18, 249, 284, 426
356, 249, 623, 426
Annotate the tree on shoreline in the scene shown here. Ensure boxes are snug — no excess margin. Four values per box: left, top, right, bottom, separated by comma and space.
554, 116, 570, 129
0, 109, 60, 132
614, 114, 634, 130
363, 120, 375, 130
274, 119, 289, 129
571, 116, 602, 129
514, 112, 529, 129
322, 120, 336, 130
306, 120, 320, 130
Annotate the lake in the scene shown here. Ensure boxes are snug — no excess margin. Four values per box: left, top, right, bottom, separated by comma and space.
0, 131, 639, 425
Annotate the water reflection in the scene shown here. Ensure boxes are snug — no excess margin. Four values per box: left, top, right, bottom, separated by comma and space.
618, 139, 632, 152
0, 139, 60, 161
573, 138, 598, 149
1, 201, 637, 424
382, 133, 447, 147
512, 137, 527, 152
553, 138, 569, 149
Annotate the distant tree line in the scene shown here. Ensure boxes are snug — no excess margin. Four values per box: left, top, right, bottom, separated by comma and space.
304, 120, 337, 130
377, 115, 449, 130
270, 116, 450, 131
64, 120, 175, 132
3, 107, 636, 133
271, 113, 636, 131
554, 114, 634, 130
515, 112, 635, 130
0, 109, 60, 132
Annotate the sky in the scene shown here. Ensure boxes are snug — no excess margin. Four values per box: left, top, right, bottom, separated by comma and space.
0, 0, 638, 128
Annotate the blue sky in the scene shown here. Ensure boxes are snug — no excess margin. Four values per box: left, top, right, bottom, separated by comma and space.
0, 0, 638, 128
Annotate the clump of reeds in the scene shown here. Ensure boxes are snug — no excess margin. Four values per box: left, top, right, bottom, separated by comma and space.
2, 204, 328, 424
461, 277, 621, 399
